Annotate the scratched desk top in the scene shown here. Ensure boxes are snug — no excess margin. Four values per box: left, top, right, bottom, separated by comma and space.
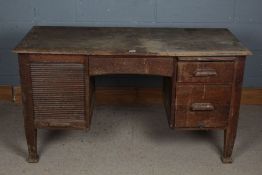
13, 26, 252, 57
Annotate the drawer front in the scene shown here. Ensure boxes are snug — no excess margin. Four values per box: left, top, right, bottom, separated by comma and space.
175, 84, 232, 128
177, 61, 234, 83
89, 57, 173, 77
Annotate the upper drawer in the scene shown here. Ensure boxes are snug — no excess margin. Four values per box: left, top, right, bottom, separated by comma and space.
89, 57, 173, 77
177, 61, 234, 83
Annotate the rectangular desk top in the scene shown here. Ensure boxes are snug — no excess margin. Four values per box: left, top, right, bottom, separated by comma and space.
14, 26, 252, 57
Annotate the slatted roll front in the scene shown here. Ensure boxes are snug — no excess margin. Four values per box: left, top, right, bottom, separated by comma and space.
30, 62, 86, 123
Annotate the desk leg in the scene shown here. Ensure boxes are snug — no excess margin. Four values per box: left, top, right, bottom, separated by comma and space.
222, 99, 240, 163
163, 59, 176, 128
222, 57, 245, 163
19, 54, 39, 163
223, 129, 237, 163
25, 125, 39, 163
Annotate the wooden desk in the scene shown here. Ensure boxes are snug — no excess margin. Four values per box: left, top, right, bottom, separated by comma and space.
14, 26, 252, 163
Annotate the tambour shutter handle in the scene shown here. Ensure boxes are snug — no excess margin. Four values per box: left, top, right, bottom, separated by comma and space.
48, 122, 71, 127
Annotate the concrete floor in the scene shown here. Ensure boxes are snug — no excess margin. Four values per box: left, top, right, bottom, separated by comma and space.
0, 102, 261, 175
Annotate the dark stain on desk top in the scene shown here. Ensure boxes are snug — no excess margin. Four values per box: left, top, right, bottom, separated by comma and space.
13, 26, 252, 57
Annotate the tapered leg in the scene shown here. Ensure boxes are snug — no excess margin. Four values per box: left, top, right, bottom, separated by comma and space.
221, 57, 246, 163
19, 55, 39, 163
25, 126, 39, 163
222, 128, 236, 163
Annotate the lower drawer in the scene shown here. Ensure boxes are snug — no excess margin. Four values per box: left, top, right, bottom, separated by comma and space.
175, 107, 229, 128
175, 84, 232, 128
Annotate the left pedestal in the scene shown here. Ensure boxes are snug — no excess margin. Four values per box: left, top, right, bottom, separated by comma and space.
18, 54, 93, 162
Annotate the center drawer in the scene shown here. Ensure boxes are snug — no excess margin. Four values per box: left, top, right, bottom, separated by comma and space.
177, 61, 234, 83
89, 56, 173, 77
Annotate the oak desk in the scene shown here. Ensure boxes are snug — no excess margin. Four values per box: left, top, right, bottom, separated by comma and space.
14, 26, 252, 163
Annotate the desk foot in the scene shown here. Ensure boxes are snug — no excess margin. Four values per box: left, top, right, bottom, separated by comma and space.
27, 154, 39, 163
221, 157, 233, 164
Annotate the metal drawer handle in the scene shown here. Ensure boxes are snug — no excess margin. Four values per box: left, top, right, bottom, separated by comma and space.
193, 68, 217, 77
191, 103, 215, 111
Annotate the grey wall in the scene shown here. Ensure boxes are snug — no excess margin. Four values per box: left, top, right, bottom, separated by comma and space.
0, 0, 261, 87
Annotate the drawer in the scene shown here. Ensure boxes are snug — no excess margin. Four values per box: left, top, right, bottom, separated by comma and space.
177, 61, 234, 83
89, 56, 173, 77
175, 84, 232, 128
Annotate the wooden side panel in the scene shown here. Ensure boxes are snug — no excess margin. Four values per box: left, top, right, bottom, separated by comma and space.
177, 61, 234, 83
89, 57, 173, 77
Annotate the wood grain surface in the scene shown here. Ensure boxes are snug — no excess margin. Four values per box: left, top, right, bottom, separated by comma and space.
13, 26, 252, 56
